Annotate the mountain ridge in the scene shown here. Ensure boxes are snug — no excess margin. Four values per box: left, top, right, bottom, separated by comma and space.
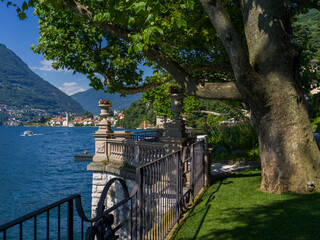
0, 44, 84, 114
71, 88, 142, 115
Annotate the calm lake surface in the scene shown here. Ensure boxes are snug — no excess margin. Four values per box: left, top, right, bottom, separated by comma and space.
0, 126, 98, 237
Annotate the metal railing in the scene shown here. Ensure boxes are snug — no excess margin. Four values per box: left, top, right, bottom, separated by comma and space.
85, 139, 206, 239
0, 139, 206, 240
131, 130, 163, 142
0, 194, 88, 240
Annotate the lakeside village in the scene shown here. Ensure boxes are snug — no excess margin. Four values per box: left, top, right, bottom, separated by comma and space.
0, 103, 164, 128
0, 104, 124, 127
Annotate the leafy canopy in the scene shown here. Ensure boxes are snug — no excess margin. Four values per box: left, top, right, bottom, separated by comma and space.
2, 0, 233, 93
1, 0, 319, 95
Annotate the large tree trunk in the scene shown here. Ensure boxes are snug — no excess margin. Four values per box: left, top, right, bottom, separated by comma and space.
240, 0, 320, 193
252, 69, 320, 193
257, 85, 320, 193
202, 0, 320, 193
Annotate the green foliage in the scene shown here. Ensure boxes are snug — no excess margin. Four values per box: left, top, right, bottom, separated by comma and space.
293, 9, 320, 92
115, 98, 155, 129
293, 9, 320, 61
83, 111, 93, 118
208, 122, 260, 161
309, 92, 320, 118
309, 92, 320, 132
185, 99, 243, 128
183, 96, 201, 113
38, 116, 46, 123
1, 0, 318, 96
6, 0, 230, 93
142, 83, 202, 119
44, 115, 53, 121
142, 83, 173, 117
311, 117, 320, 132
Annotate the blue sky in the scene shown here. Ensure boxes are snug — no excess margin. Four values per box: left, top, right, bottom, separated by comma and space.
0, 5, 92, 95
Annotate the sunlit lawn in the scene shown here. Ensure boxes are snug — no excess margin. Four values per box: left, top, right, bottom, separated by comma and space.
171, 168, 320, 240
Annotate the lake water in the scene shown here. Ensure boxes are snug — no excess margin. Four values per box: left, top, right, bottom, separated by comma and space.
0, 126, 99, 238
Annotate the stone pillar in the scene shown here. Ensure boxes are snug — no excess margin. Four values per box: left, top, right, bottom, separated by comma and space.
88, 100, 136, 218
92, 101, 113, 163
162, 93, 188, 152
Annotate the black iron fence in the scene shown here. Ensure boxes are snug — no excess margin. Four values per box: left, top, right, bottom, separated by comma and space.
131, 130, 163, 142
0, 194, 90, 240
0, 139, 206, 240
87, 139, 206, 239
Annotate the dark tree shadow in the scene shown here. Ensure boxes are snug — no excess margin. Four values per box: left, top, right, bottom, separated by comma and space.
189, 193, 320, 240
173, 175, 320, 240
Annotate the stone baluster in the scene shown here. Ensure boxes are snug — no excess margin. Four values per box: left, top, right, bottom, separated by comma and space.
92, 101, 114, 163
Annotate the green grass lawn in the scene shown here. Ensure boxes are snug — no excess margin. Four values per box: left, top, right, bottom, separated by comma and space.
171, 168, 320, 240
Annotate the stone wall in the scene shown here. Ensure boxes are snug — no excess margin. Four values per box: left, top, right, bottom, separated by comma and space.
91, 170, 136, 218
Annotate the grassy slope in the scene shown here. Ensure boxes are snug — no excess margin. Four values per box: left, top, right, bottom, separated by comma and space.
172, 169, 320, 240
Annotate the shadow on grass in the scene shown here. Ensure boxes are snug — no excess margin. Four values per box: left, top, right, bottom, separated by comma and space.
173, 171, 320, 240
193, 193, 320, 240
175, 179, 225, 238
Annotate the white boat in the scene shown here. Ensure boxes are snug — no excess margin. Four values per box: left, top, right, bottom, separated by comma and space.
23, 131, 34, 136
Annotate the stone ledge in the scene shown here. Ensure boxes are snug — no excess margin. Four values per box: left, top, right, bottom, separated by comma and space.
74, 154, 93, 161
87, 162, 136, 180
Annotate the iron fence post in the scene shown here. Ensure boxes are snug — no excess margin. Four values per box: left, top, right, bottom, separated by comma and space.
176, 151, 181, 221
203, 137, 211, 187
67, 199, 73, 240
138, 167, 144, 240
190, 144, 195, 203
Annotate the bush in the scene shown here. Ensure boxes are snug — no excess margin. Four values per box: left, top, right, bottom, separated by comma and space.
208, 122, 260, 161
311, 117, 320, 132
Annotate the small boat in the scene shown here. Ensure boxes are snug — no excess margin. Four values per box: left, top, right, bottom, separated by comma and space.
23, 131, 34, 136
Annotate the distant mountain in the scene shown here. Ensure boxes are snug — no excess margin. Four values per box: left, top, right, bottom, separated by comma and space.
71, 88, 142, 115
0, 44, 84, 114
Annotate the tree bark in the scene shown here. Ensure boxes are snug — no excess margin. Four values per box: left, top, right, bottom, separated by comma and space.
202, 0, 320, 193
240, 0, 320, 193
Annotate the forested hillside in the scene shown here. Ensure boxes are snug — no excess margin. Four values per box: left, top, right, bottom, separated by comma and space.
115, 98, 155, 129
0, 44, 84, 114
294, 9, 320, 60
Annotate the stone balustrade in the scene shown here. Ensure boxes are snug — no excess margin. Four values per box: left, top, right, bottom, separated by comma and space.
107, 139, 166, 166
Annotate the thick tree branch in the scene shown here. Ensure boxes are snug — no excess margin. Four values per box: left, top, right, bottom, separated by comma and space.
195, 82, 242, 100
185, 64, 234, 75
64, 0, 242, 101
113, 78, 171, 95
217, 100, 251, 119
200, 0, 252, 80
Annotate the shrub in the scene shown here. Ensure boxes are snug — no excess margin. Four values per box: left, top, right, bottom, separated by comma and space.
311, 117, 320, 132
208, 122, 260, 160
